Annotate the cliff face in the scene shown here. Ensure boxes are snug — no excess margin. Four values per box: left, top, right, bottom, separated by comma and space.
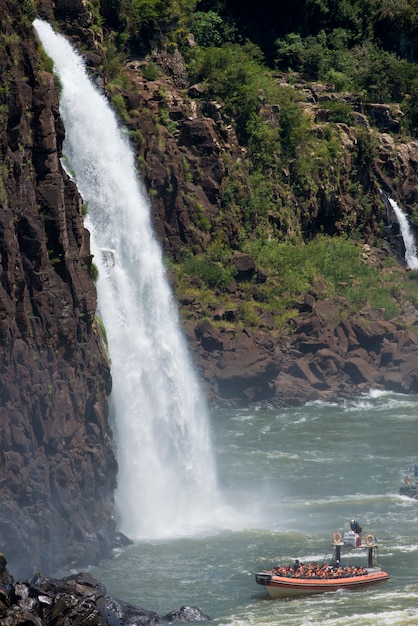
31, 2, 418, 413
0, 0, 117, 577
100, 48, 418, 407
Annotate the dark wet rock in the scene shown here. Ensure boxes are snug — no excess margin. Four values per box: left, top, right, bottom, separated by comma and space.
0, 562, 210, 626
104, 597, 159, 625
0, 0, 117, 578
162, 605, 211, 622
232, 252, 257, 281
179, 119, 220, 154
364, 103, 403, 133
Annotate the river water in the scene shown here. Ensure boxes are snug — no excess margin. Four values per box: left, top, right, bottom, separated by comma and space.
89, 391, 418, 625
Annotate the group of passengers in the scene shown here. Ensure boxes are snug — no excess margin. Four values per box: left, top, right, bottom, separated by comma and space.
270, 559, 368, 579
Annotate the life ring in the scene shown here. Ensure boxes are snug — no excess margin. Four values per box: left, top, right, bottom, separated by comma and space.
366, 534, 374, 546
333, 532, 342, 543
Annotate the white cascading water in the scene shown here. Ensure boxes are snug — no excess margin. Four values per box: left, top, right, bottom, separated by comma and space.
33, 19, 222, 539
389, 197, 418, 269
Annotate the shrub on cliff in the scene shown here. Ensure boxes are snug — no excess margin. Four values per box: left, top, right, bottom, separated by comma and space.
191, 10, 237, 47
105, 0, 198, 50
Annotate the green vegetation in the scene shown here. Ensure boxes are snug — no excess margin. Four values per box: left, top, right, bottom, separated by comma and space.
191, 10, 237, 47
178, 242, 236, 290
187, 42, 281, 145
173, 235, 418, 328
89, 262, 99, 282
110, 93, 129, 121
185, 41, 326, 240
75, 0, 418, 333
96, 316, 108, 348
188, 1, 418, 132
21, 0, 37, 22
244, 236, 398, 314
141, 61, 159, 81
275, 31, 418, 126
103, 0, 198, 52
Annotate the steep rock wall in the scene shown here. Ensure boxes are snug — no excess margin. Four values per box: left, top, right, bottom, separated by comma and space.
0, 0, 117, 577
107, 56, 418, 408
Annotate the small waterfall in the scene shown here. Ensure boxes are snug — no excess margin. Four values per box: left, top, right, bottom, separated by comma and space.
388, 197, 418, 269
34, 20, 221, 539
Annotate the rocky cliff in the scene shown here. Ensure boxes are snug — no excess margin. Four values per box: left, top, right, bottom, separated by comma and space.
82, 23, 418, 408
0, 556, 209, 625
0, 0, 118, 577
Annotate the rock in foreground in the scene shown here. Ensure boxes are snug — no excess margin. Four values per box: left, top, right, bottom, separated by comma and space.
0, 561, 211, 626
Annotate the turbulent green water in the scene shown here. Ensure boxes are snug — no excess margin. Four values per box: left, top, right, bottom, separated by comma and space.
91, 391, 418, 625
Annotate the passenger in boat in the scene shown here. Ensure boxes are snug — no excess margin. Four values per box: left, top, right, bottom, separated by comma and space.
350, 519, 362, 534
269, 561, 369, 580
293, 559, 300, 573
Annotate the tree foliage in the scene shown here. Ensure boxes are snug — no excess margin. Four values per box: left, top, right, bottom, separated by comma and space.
101, 0, 198, 50
191, 10, 236, 47
95, 0, 418, 325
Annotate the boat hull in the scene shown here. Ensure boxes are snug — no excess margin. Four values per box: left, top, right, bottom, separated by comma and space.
255, 570, 389, 598
399, 485, 418, 499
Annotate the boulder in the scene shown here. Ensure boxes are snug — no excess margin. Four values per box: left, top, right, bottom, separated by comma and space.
0, 565, 210, 626
179, 118, 220, 154
162, 605, 211, 623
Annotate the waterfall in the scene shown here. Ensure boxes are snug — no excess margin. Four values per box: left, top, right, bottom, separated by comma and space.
33, 20, 221, 539
388, 197, 418, 269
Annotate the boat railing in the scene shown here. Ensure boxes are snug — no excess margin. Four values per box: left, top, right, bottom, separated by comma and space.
331, 531, 381, 569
